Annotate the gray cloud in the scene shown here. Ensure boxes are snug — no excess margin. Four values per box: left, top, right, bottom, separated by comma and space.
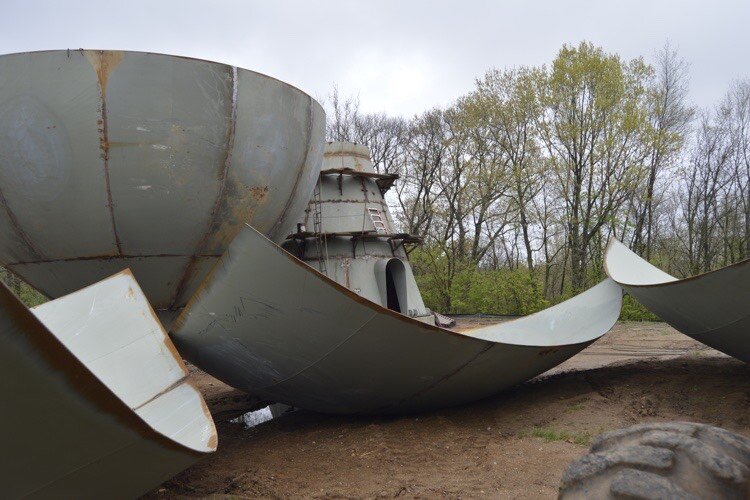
1, 0, 748, 116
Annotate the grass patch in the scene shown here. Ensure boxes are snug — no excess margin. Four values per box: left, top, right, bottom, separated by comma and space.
619, 295, 661, 321
0, 269, 47, 307
518, 427, 592, 446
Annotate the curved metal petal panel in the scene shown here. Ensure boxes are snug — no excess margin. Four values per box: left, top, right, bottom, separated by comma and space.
604, 237, 750, 363
0, 270, 216, 498
0, 49, 325, 314
172, 226, 622, 415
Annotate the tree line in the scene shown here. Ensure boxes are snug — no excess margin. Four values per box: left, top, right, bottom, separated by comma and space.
326, 41, 749, 317
1, 42, 747, 317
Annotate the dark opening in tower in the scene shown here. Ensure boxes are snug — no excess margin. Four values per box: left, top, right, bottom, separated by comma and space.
385, 259, 407, 313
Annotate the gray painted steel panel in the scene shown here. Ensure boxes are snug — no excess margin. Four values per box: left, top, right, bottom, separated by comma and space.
294, 142, 430, 319
10, 255, 192, 306
0, 49, 325, 313
0, 270, 216, 498
303, 150, 397, 235
172, 225, 622, 415
301, 238, 431, 318
604, 238, 750, 363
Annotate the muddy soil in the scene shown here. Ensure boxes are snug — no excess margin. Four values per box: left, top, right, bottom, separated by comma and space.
146, 322, 750, 499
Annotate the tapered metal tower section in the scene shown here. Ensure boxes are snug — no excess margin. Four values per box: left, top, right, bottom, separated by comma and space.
284, 142, 432, 322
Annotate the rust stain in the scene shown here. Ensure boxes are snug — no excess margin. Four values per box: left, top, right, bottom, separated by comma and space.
249, 185, 269, 202
132, 377, 186, 412
207, 425, 218, 449
203, 187, 257, 252
85, 50, 125, 255
323, 150, 371, 161
170, 252, 225, 334
318, 198, 388, 205
160, 327, 191, 376
189, 379, 219, 451
84, 50, 124, 93
353, 156, 365, 172
120, 267, 192, 379
6, 252, 222, 266
196, 181, 271, 258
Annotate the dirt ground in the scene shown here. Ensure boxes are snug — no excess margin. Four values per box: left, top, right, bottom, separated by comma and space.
146, 321, 750, 499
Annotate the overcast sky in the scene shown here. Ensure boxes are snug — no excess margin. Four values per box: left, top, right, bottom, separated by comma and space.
2, 1, 748, 116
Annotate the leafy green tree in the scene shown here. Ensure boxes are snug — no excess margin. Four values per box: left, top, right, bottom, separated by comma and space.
462, 66, 544, 277
537, 42, 653, 291
629, 44, 693, 259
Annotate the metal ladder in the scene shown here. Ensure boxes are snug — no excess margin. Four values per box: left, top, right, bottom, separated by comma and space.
312, 178, 328, 276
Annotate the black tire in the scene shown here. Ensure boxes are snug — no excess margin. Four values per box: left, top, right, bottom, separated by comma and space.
559, 422, 750, 499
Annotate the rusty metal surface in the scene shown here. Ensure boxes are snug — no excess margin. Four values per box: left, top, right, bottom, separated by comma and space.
172, 225, 622, 415
290, 142, 430, 321
604, 238, 750, 363
302, 143, 398, 235
0, 49, 325, 316
0, 269, 216, 498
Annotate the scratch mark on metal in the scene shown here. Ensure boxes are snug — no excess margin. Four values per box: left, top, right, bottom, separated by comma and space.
0, 187, 44, 260
170, 65, 238, 310
368, 343, 495, 414
269, 94, 314, 237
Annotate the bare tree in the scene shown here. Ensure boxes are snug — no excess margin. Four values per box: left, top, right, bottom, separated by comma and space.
325, 86, 407, 174
394, 108, 448, 238
725, 79, 750, 258
673, 110, 736, 274
630, 43, 693, 258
